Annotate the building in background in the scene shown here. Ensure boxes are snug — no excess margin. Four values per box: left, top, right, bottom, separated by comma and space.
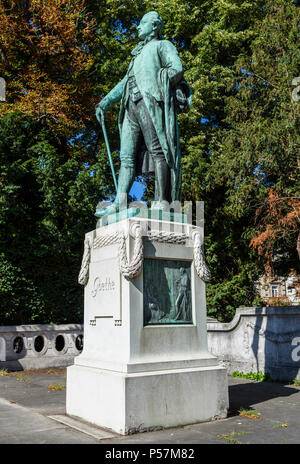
254, 273, 300, 306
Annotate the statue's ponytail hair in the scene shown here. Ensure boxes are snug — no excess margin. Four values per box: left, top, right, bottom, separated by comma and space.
146, 11, 164, 39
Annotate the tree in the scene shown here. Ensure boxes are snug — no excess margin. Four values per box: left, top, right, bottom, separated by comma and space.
0, 0, 98, 136
0, 1, 114, 324
0, 110, 114, 324
250, 189, 300, 274
215, 0, 300, 278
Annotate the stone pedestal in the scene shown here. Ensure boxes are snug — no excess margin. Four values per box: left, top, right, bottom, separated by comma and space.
66, 217, 228, 435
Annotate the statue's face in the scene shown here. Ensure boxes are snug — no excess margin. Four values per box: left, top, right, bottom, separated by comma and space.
137, 14, 154, 40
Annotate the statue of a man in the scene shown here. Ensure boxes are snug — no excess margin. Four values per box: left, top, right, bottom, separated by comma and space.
174, 267, 191, 321
95, 11, 192, 216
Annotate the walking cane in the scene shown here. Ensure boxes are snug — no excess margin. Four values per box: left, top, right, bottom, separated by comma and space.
98, 108, 118, 193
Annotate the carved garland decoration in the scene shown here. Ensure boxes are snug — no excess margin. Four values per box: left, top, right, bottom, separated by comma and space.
78, 234, 93, 286
191, 230, 212, 282
118, 223, 144, 279
78, 225, 211, 286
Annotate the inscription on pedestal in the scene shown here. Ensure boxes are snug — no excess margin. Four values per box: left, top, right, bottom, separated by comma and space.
143, 259, 193, 325
87, 259, 121, 325
91, 277, 116, 297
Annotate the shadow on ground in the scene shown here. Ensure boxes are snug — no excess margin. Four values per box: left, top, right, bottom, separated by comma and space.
228, 379, 300, 416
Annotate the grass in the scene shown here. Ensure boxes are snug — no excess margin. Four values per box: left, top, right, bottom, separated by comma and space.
48, 383, 66, 391
217, 431, 251, 444
238, 408, 262, 420
0, 367, 66, 377
233, 371, 300, 385
273, 423, 291, 428
21, 368, 66, 376
46, 368, 67, 378
1, 367, 65, 389
15, 374, 31, 382
290, 378, 300, 387
232, 370, 273, 382
46, 369, 63, 375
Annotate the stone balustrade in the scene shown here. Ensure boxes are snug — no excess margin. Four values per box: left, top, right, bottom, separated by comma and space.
0, 324, 83, 371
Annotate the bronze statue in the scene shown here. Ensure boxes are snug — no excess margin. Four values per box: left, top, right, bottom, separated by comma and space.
95, 11, 192, 217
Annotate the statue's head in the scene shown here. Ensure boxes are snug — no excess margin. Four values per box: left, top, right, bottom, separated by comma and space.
137, 11, 164, 41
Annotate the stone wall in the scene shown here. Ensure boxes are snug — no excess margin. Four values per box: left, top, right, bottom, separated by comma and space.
207, 306, 300, 381
0, 324, 83, 371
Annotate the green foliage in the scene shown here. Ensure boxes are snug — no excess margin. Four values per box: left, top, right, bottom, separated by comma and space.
238, 408, 262, 419
0, 112, 111, 324
272, 423, 290, 428
0, 253, 46, 324
213, 0, 300, 274
290, 378, 300, 387
232, 370, 273, 382
48, 383, 66, 391
217, 430, 251, 444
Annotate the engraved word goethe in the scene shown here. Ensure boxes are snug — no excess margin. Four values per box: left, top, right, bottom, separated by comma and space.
91, 277, 116, 297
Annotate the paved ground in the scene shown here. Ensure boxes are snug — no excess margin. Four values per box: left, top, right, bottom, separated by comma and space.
0, 367, 300, 445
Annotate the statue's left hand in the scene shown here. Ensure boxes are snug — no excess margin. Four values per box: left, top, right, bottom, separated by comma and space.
176, 87, 185, 104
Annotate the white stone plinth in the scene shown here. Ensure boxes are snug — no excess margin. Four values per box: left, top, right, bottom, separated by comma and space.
66, 218, 228, 434
67, 364, 228, 434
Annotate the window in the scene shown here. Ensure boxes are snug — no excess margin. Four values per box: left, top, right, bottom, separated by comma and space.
271, 285, 278, 297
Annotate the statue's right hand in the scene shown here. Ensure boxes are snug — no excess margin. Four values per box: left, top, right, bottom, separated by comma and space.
95, 102, 106, 125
